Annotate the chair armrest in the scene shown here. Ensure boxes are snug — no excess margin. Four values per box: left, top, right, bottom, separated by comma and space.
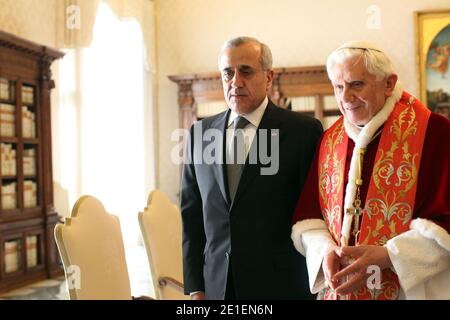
158, 276, 184, 292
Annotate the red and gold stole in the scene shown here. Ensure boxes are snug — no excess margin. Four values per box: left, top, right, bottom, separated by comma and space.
318, 92, 431, 300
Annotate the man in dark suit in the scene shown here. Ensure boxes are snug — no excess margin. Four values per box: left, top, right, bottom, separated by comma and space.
180, 37, 323, 300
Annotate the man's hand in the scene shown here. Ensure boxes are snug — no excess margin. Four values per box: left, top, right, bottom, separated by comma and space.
322, 245, 341, 290
190, 292, 206, 300
332, 245, 392, 295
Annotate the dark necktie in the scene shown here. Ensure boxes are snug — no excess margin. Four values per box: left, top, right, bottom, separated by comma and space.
227, 116, 250, 201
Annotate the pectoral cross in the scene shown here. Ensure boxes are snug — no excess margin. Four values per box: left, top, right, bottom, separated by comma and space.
346, 198, 363, 241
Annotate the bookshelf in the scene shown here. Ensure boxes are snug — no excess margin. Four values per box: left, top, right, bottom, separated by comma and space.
0, 30, 64, 292
168, 65, 341, 131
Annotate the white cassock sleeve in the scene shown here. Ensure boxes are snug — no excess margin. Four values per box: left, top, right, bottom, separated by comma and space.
386, 218, 450, 300
291, 219, 336, 293
292, 217, 450, 299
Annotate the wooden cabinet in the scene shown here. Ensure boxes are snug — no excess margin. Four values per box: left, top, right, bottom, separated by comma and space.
169, 65, 340, 131
0, 30, 63, 292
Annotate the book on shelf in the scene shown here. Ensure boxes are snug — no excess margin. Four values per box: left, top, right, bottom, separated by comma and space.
323, 95, 339, 110
23, 148, 36, 176
23, 180, 37, 208
4, 240, 20, 273
0, 78, 8, 99
21, 86, 34, 105
1, 143, 17, 176
0, 78, 13, 101
290, 96, 317, 112
22, 106, 36, 138
0, 103, 16, 137
26, 236, 38, 268
1, 182, 17, 210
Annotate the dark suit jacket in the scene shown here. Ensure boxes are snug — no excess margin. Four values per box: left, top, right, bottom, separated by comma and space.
180, 100, 323, 299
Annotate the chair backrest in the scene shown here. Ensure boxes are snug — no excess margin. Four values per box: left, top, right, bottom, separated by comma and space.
138, 190, 188, 300
54, 195, 132, 300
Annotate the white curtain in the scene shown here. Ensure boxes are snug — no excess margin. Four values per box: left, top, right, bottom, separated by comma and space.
56, 0, 156, 69
55, 1, 156, 248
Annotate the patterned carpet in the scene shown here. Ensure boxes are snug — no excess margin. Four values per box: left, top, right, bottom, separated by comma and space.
0, 277, 68, 300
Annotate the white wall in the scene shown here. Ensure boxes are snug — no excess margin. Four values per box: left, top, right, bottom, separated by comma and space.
156, 0, 450, 202
0, 0, 56, 47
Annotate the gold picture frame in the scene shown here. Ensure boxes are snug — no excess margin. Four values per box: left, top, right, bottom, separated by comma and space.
415, 9, 450, 119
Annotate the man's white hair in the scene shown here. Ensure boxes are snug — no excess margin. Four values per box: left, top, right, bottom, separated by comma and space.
326, 40, 396, 82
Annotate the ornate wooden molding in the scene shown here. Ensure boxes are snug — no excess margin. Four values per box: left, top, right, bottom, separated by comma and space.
169, 65, 333, 129
0, 30, 64, 62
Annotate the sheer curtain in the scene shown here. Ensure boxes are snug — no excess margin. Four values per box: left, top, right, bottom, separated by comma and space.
56, 0, 156, 69
57, 2, 155, 247
81, 2, 146, 245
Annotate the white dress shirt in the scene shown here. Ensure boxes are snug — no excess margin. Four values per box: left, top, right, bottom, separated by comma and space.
225, 96, 268, 165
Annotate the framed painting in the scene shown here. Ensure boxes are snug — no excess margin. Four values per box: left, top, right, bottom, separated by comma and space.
415, 9, 450, 119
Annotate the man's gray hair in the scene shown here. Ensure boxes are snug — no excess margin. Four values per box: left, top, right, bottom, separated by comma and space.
219, 36, 273, 71
326, 40, 396, 82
